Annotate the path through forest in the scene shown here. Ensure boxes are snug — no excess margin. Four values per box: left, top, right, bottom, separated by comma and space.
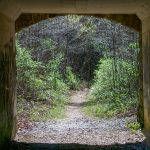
66, 89, 88, 119
12, 89, 148, 149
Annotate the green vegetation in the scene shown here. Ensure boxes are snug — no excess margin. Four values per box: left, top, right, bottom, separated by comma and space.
84, 43, 139, 118
65, 66, 81, 90
126, 121, 141, 133
17, 15, 140, 122
16, 39, 79, 121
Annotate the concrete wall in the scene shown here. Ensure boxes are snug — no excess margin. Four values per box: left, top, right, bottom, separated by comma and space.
142, 16, 150, 146
0, 13, 16, 149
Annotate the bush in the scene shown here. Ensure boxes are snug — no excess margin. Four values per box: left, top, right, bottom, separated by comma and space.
126, 121, 141, 133
16, 42, 68, 103
65, 66, 80, 90
16, 41, 71, 120
16, 38, 82, 121
86, 57, 138, 117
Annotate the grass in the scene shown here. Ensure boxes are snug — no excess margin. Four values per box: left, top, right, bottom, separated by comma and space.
83, 102, 117, 118
83, 99, 137, 119
126, 121, 141, 133
17, 98, 68, 122
29, 104, 66, 121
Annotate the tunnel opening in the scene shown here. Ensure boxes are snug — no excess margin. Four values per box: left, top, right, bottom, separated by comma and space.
11, 14, 148, 149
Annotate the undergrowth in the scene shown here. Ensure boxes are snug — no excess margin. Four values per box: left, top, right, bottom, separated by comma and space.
16, 39, 79, 121
84, 56, 139, 118
17, 98, 67, 121
126, 121, 141, 133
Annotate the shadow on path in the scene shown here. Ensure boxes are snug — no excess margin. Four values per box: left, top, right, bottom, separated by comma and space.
67, 101, 89, 107
9, 140, 149, 150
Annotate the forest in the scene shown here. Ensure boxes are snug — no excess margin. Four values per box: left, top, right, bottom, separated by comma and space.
16, 15, 140, 121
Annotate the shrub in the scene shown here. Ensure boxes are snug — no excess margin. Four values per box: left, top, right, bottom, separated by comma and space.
16, 42, 68, 103
65, 66, 80, 90
86, 57, 138, 117
126, 121, 141, 133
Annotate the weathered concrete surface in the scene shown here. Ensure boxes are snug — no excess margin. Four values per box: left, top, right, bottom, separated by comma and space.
142, 16, 150, 147
137, 33, 144, 130
0, 0, 148, 21
0, 13, 16, 149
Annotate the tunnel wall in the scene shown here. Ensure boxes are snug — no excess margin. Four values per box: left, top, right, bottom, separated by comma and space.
0, 12, 146, 148
142, 16, 150, 146
0, 13, 16, 149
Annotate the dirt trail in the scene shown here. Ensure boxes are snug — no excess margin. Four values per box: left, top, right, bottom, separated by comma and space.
66, 88, 88, 119
14, 89, 148, 149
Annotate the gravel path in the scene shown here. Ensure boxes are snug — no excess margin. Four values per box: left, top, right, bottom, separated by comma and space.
13, 89, 149, 149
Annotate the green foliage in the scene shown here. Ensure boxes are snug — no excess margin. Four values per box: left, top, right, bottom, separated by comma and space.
85, 56, 139, 118
126, 121, 141, 133
17, 43, 42, 99
17, 42, 68, 102
65, 15, 82, 24
28, 102, 66, 121
65, 66, 80, 90
16, 41, 66, 121
16, 38, 81, 120
80, 19, 97, 34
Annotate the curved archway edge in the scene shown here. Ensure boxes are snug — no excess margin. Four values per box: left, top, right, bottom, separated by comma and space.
15, 14, 141, 32
1, 0, 150, 148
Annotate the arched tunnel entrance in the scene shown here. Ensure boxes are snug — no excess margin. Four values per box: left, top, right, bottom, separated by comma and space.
8, 14, 146, 149
1, 0, 150, 149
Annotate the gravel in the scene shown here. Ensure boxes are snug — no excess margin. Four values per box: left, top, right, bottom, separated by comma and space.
12, 89, 149, 149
